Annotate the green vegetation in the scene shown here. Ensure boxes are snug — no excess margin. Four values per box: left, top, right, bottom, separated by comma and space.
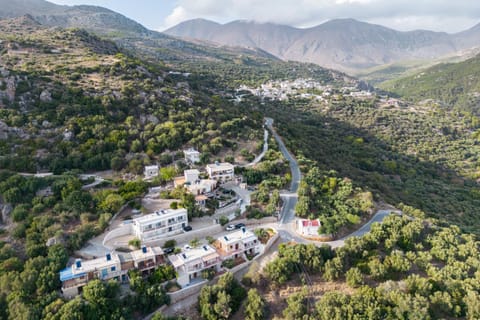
244, 288, 266, 320
256, 214, 480, 319
261, 96, 480, 234
381, 53, 480, 115
0, 21, 263, 174
198, 272, 246, 320
295, 167, 373, 235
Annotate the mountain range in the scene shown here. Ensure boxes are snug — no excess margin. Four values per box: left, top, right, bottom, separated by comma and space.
165, 18, 480, 73
2, 0, 480, 78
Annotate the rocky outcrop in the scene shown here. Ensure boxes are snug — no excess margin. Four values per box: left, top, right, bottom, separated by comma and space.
39, 89, 52, 102
1, 203, 12, 225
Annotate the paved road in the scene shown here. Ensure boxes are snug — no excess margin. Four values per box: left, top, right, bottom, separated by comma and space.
276, 209, 398, 248
79, 174, 106, 190
265, 118, 301, 225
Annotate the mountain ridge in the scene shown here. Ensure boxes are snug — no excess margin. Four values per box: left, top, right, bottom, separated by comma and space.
165, 18, 480, 73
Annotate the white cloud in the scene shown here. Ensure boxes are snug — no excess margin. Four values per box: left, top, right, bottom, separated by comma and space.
160, 0, 480, 32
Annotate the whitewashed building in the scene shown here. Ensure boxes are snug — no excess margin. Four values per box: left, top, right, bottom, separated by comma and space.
144, 165, 159, 179
206, 162, 235, 182
184, 169, 200, 183
168, 245, 221, 287
184, 148, 200, 164
60, 252, 127, 298
296, 219, 321, 237
132, 208, 188, 242
216, 228, 260, 260
60, 246, 166, 298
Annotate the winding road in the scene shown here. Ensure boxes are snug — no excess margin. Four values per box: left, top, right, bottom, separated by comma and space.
265, 117, 398, 246
265, 117, 302, 225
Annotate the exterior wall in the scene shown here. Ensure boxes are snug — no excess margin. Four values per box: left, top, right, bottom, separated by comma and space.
206, 163, 235, 182
184, 149, 200, 164
144, 166, 159, 178
184, 170, 199, 183
132, 210, 188, 242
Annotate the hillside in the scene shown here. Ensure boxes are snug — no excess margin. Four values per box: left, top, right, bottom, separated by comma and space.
165, 18, 480, 74
0, 0, 349, 87
381, 53, 480, 114
0, 16, 264, 174
0, 0, 149, 36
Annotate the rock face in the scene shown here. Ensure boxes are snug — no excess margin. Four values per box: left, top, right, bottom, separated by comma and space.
39, 89, 52, 102
0, 0, 149, 36
1, 203, 12, 225
165, 18, 480, 73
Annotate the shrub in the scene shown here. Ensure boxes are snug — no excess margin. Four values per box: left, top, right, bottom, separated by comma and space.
219, 215, 229, 226
128, 238, 141, 249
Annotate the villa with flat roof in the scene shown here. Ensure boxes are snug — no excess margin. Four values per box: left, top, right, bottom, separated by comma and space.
60, 246, 165, 298
60, 252, 127, 298
215, 228, 260, 260
168, 245, 221, 287
144, 165, 159, 179
132, 208, 188, 242
184, 148, 200, 164
206, 162, 235, 182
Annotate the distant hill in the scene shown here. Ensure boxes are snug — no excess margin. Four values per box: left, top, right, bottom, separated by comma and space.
165, 18, 480, 73
0, 0, 301, 75
381, 53, 480, 114
0, 0, 149, 35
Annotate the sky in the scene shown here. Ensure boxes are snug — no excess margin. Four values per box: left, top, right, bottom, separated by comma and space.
48, 0, 480, 33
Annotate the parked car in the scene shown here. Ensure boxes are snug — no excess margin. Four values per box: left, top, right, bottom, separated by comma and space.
183, 244, 192, 250
225, 224, 236, 231
235, 223, 246, 229
163, 247, 175, 254
183, 225, 193, 232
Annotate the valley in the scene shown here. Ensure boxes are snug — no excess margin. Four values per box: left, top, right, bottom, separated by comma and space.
0, 1, 479, 320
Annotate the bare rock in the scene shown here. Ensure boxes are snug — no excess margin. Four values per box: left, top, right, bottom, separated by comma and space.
40, 89, 52, 102
63, 129, 74, 141
1, 203, 12, 225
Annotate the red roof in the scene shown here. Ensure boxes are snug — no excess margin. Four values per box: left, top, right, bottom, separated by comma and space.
302, 219, 320, 227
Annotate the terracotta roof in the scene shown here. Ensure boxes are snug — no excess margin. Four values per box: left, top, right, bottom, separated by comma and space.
302, 219, 320, 227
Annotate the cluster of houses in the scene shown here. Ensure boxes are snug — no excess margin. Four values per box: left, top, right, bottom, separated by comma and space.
237, 78, 374, 102
60, 227, 261, 297
144, 147, 236, 209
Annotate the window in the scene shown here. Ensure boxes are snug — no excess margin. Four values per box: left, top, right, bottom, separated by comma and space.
111, 266, 116, 271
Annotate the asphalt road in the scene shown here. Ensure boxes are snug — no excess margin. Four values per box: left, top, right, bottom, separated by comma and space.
265, 117, 301, 225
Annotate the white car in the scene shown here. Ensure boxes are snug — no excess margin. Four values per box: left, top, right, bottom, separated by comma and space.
225, 224, 236, 231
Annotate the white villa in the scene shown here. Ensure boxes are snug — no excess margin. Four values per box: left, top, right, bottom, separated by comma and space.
296, 219, 321, 237
60, 252, 127, 298
124, 246, 165, 276
215, 228, 260, 260
132, 208, 188, 242
173, 169, 217, 208
184, 148, 200, 164
206, 162, 235, 182
144, 165, 159, 179
60, 246, 165, 298
184, 169, 200, 183
168, 245, 221, 287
